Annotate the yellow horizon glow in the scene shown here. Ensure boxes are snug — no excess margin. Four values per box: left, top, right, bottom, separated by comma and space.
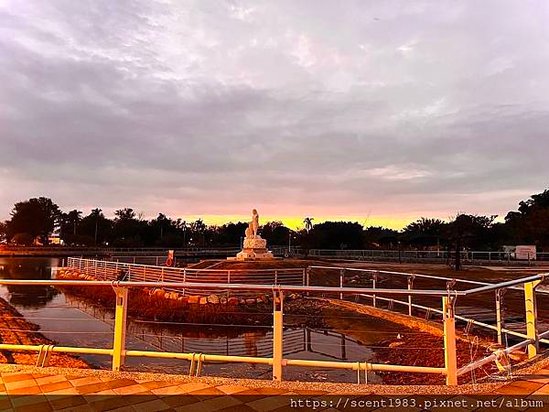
180, 215, 428, 230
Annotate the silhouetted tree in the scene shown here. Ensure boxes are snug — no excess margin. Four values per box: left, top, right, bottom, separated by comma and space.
261, 221, 290, 245
78, 209, 113, 246
5, 197, 61, 244
59, 209, 82, 244
307, 221, 364, 249
402, 218, 447, 249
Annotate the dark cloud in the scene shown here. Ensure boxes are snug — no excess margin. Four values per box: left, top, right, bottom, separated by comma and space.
1, 0, 548, 225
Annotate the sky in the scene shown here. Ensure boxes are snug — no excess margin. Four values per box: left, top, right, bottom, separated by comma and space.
1, 0, 548, 230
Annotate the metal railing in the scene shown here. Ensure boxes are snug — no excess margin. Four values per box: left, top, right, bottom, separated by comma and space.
307, 249, 549, 264
66, 257, 306, 297
309, 266, 549, 346
1, 267, 547, 385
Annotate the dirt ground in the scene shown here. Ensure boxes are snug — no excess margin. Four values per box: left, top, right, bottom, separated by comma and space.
0, 297, 89, 369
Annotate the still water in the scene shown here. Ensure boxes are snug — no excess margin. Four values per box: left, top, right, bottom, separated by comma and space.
0, 257, 398, 382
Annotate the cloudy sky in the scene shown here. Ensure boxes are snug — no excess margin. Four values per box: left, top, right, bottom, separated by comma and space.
1, 0, 548, 229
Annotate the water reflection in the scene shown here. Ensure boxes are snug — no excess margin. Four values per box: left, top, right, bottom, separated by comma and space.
0, 257, 385, 382
0, 257, 60, 308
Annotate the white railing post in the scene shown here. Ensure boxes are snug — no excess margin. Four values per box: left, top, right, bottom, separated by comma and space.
495, 289, 504, 345
272, 289, 284, 381
339, 269, 344, 300
372, 273, 377, 307
112, 287, 128, 371
524, 280, 541, 359
443, 296, 458, 385
407, 275, 415, 316
274, 270, 278, 285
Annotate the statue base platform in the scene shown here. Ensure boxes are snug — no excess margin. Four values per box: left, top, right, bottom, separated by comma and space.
228, 236, 275, 261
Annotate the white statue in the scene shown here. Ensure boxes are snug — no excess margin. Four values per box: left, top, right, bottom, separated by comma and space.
251, 209, 259, 238
230, 208, 273, 261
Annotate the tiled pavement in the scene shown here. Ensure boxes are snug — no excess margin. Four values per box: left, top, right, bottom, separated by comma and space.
0, 366, 547, 412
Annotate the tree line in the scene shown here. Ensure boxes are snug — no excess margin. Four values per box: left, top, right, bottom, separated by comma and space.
0, 188, 547, 252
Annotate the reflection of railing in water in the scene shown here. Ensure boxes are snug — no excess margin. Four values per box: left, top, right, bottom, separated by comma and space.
63, 294, 305, 358
61, 295, 357, 362
42, 293, 361, 365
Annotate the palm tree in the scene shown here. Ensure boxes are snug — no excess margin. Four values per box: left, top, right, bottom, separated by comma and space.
303, 217, 314, 233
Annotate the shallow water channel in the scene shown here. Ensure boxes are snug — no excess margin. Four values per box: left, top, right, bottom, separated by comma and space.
0, 257, 405, 383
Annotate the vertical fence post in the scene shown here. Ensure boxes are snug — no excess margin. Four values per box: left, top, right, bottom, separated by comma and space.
524, 280, 541, 359
339, 269, 344, 300
274, 270, 278, 285
182, 268, 186, 297
407, 275, 415, 316
372, 273, 377, 307
302, 268, 306, 286
112, 287, 128, 371
443, 295, 458, 385
495, 289, 504, 345
306, 268, 311, 296
272, 289, 284, 381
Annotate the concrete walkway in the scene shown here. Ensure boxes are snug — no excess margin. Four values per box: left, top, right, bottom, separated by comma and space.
0, 364, 547, 411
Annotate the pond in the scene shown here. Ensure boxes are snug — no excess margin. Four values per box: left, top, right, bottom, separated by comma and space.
0, 257, 405, 383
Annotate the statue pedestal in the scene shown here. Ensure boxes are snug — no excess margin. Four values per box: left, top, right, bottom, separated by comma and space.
229, 236, 274, 261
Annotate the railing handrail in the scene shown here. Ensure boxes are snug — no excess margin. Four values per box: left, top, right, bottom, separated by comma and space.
309, 266, 549, 296
0, 278, 462, 297
69, 257, 303, 274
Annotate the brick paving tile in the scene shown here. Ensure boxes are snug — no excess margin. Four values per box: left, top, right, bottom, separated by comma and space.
171, 382, 212, 394
35, 375, 67, 386
140, 380, 180, 390
47, 394, 88, 410
104, 405, 135, 412
31, 374, 50, 380
215, 384, 252, 395
244, 394, 291, 412
44, 387, 79, 396
1, 374, 35, 384
11, 394, 49, 409
4, 379, 38, 391
161, 394, 202, 408
151, 385, 187, 396
75, 382, 111, 395
87, 394, 135, 411
103, 379, 141, 391
112, 384, 150, 395
69, 377, 103, 387
0, 398, 11, 410
55, 404, 96, 412
531, 384, 549, 395
227, 390, 268, 402
12, 402, 53, 412
39, 380, 73, 393
215, 404, 257, 412
497, 380, 544, 395
248, 387, 290, 395
6, 385, 42, 396
131, 398, 173, 412
173, 395, 242, 412
185, 386, 226, 397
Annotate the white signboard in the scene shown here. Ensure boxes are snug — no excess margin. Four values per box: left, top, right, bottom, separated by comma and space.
515, 245, 536, 260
